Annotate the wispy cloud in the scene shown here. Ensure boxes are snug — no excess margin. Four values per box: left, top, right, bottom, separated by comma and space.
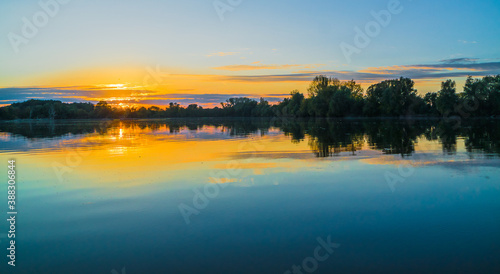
439, 58, 478, 64
212, 63, 325, 71
0, 87, 286, 106
2, 59, 498, 105
220, 58, 500, 82
206, 52, 239, 57
458, 40, 478, 44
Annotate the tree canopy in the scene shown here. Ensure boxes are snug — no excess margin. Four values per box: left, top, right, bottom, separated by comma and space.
1, 75, 499, 120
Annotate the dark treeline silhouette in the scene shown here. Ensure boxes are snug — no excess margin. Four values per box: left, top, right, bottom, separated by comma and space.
1, 118, 500, 158
1, 75, 499, 120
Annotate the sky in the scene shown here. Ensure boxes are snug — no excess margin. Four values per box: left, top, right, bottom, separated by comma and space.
1, 0, 499, 106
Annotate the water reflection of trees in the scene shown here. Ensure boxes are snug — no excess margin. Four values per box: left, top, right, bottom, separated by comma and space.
1, 118, 499, 157
463, 120, 500, 156
364, 121, 422, 156
0, 120, 113, 139
306, 120, 365, 157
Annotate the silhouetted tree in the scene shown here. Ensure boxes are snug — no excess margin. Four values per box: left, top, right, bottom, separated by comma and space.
364, 77, 418, 116
1, 75, 499, 120
436, 80, 459, 116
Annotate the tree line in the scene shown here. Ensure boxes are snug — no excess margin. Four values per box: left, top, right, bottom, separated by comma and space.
1, 75, 499, 120
2, 118, 499, 157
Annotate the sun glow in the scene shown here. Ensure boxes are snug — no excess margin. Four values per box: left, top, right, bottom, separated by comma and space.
117, 102, 133, 109
101, 84, 128, 89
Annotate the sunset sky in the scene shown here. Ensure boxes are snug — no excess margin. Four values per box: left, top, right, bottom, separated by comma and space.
1, 0, 500, 106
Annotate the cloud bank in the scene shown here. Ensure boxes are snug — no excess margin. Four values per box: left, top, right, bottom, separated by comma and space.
1, 59, 498, 106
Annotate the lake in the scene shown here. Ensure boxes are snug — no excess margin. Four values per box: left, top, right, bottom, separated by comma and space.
1, 118, 499, 273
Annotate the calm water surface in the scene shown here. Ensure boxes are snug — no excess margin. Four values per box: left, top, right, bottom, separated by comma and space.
0, 118, 499, 273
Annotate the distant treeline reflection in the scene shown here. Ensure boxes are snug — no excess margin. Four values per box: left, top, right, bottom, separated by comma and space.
1, 118, 499, 157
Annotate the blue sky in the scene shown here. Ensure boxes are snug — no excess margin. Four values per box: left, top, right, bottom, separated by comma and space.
1, 0, 499, 106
